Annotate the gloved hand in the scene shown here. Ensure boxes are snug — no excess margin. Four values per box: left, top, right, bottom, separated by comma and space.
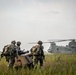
26, 50, 29, 53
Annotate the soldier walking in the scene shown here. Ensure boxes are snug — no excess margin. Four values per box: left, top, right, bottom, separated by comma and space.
30, 41, 45, 69
7, 40, 17, 69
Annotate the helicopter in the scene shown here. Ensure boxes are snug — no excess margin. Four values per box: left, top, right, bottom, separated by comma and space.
46, 39, 76, 54
29, 39, 76, 54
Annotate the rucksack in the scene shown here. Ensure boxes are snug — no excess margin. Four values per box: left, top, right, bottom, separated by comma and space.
36, 46, 44, 56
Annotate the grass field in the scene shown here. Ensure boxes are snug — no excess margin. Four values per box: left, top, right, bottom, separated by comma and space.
0, 54, 76, 75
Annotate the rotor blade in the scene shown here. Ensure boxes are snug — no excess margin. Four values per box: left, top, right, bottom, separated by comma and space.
28, 42, 37, 44
43, 42, 55, 43
43, 42, 51, 43
28, 42, 53, 44
28, 42, 52, 44
28, 39, 76, 44
48, 39, 76, 42
55, 40, 68, 42
60, 39, 76, 41
48, 40, 67, 42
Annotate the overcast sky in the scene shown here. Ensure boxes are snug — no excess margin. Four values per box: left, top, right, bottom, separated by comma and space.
0, 0, 76, 51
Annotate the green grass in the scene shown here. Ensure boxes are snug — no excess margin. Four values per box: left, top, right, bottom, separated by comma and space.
0, 54, 76, 75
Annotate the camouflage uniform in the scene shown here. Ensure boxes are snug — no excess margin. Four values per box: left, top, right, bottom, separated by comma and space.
31, 41, 45, 68
16, 41, 31, 64
7, 40, 17, 69
1, 45, 10, 62
16, 41, 29, 55
16, 41, 21, 56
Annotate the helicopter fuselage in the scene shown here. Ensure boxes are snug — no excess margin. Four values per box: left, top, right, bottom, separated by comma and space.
48, 42, 76, 54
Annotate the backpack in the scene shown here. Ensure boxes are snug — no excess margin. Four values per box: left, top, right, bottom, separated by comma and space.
36, 45, 44, 56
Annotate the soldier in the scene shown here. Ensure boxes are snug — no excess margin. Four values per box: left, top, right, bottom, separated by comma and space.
16, 41, 21, 51
16, 41, 22, 55
16, 41, 32, 66
7, 40, 17, 69
16, 41, 29, 55
31, 40, 45, 69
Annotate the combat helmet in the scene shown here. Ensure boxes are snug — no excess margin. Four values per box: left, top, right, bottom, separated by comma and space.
11, 40, 16, 44
17, 41, 21, 46
37, 40, 43, 45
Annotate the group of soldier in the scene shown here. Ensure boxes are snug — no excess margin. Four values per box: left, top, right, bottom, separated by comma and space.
1, 40, 45, 69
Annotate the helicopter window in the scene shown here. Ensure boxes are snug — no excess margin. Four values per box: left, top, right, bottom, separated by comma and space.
69, 49, 71, 51
67, 49, 71, 51
57, 48, 59, 50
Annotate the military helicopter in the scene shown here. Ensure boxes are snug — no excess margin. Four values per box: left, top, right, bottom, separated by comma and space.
46, 39, 76, 54
29, 39, 76, 54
